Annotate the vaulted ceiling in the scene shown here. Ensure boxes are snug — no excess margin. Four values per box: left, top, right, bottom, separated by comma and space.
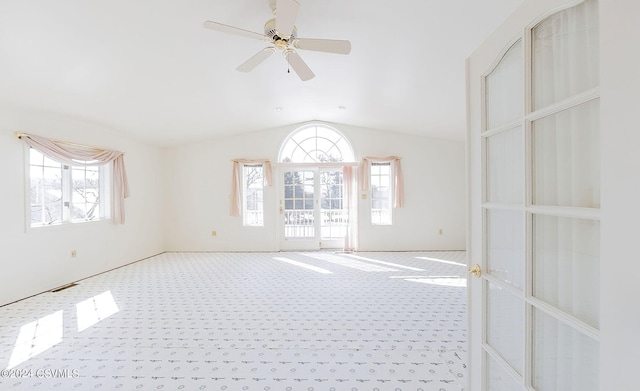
0, 0, 523, 146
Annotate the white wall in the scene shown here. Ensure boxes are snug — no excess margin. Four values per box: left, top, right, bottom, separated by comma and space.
600, 0, 640, 389
0, 104, 165, 306
163, 121, 466, 252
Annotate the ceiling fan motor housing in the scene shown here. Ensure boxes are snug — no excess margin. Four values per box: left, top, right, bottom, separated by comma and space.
264, 18, 297, 43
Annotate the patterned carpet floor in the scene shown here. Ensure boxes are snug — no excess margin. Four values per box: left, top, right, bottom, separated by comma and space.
0, 251, 467, 390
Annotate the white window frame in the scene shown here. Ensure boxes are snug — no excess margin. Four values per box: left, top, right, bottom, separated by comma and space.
242, 163, 264, 227
278, 124, 355, 164
370, 161, 393, 225
27, 147, 111, 228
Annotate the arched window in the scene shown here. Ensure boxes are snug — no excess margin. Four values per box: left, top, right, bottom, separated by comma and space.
279, 125, 355, 163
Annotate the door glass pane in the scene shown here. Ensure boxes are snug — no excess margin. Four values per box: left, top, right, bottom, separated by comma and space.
486, 353, 524, 391
283, 170, 315, 238
533, 215, 600, 328
486, 281, 524, 375
533, 308, 599, 391
486, 209, 524, 289
485, 39, 523, 129
320, 170, 347, 240
486, 127, 523, 204
532, 99, 600, 208
532, 0, 599, 109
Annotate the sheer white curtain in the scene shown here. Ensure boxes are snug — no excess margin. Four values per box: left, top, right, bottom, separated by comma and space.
532, 0, 599, 109
533, 216, 599, 329
342, 166, 357, 251
230, 159, 272, 217
530, 1, 600, 390
485, 39, 524, 130
533, 100, 599, 208
18, 132, 129, 224
532, 0, 600, 207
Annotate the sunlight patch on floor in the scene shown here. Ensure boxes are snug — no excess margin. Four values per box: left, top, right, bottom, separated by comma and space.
300, 252, 399, 272
7, 310, 63, 369
273, 257, 333, 274
415, 256, 466, 267
343, 253, 425, 271
76, 290, 119, 332
405, 277, 467, 287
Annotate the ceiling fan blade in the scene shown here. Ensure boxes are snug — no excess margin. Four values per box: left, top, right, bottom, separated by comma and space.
283, 49, 314, 81
275, 0, 300, 37
236, 47, 277, 72
203, 21, 267, 41
292, 38, 351, 55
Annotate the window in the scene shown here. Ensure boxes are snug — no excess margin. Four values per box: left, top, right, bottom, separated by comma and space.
242, 164, 264, 226
279, 125, 355, 163
370, 162, 392, 225
29, 148, 110, 227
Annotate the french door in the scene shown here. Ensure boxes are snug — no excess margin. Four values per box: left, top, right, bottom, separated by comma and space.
279, 167, 348, 250
467, 0, 600, 390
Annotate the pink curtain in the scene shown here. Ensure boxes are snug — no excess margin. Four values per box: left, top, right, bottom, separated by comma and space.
342, 166, 356, 251
18, 133, 130, 224
359, 156, 404, 208
230, 159, 273, 216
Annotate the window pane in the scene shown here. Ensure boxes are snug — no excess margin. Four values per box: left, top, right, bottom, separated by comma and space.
485, 39, 523, 129
71, 165, 101, 221
486, 209, 524, 290
334, 137, 354, 162
292, 126, 316, 144
486, 352, 524, 391
533, 309, 599, 391
320, 170, 347, 239
30, 154, 63, 225
42, 201, 63, 225
42, 155, 62, 168
28, 148, 109, 226
316, 137, 337, 161
283, 170, 315, 238
486, 127, 523, 204
533, 215, 599, 328
371, 162, 392, 225
532, 0, 599, 109
280, 125, 354, 163
486, 281, 524, 375
243, 165, 264, 226
533, 99, 599, 208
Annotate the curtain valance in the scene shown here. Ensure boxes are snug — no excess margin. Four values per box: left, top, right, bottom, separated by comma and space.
359, 156, 404, 208
230, 159, 273, 217
17, 132, 130, 224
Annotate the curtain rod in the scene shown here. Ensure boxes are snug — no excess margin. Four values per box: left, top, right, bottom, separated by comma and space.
15, 131, 105, 151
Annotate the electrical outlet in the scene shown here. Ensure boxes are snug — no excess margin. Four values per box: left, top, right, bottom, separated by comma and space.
361, 194, 367, 200
438, 229, 443, 235
71, 250, 77, 257
211, 231, 217, 237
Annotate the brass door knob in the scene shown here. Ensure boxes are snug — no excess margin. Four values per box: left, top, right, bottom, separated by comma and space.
468, 264, 482, 278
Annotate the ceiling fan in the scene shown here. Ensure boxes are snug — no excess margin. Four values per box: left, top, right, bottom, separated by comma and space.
203, 0, 351, 81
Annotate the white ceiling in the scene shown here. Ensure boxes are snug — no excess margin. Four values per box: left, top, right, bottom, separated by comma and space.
0, 0, 522, 146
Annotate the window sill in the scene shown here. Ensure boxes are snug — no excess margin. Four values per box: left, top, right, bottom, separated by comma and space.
27, 219, 113, 233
